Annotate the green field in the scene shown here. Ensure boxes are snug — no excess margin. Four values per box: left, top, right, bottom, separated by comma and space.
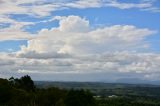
35, 81, 160, 106
35, 81, 160, 97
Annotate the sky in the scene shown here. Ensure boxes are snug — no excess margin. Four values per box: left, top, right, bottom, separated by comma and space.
0, 0, 160, 81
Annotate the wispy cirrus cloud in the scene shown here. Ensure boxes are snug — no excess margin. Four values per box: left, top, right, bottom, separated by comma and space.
0, 0, 159, 18
0, 20, 34, 41
0, 0, 159, 41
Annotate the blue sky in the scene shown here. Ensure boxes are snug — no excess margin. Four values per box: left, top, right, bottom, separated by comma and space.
3, 3, 160, 53
0, 0, 160, 81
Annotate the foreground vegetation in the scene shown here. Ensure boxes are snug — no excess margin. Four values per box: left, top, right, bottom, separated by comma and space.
0, 75, 96, 106
1, 75, 160, 106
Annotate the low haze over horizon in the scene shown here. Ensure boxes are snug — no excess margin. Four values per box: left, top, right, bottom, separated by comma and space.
0, 0, 160, 82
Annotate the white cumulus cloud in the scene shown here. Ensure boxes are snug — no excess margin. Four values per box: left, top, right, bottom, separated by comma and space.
0, 15, 159, 81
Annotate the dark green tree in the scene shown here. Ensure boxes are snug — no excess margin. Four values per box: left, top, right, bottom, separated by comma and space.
0, 78, 12, 104
19, 75, 35, 91
9, 75, 35, 92
65, 89, 97, 106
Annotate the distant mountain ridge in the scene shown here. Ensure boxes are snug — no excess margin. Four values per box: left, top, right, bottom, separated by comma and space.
115, 78, 160, 85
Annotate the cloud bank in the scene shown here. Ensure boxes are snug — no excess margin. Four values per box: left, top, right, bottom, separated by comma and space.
0, 15, 159, 81
0, 0, 160, 81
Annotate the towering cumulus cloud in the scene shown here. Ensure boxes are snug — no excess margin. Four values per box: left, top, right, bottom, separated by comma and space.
18, 16, 155, 55
1, 16, 158, 81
